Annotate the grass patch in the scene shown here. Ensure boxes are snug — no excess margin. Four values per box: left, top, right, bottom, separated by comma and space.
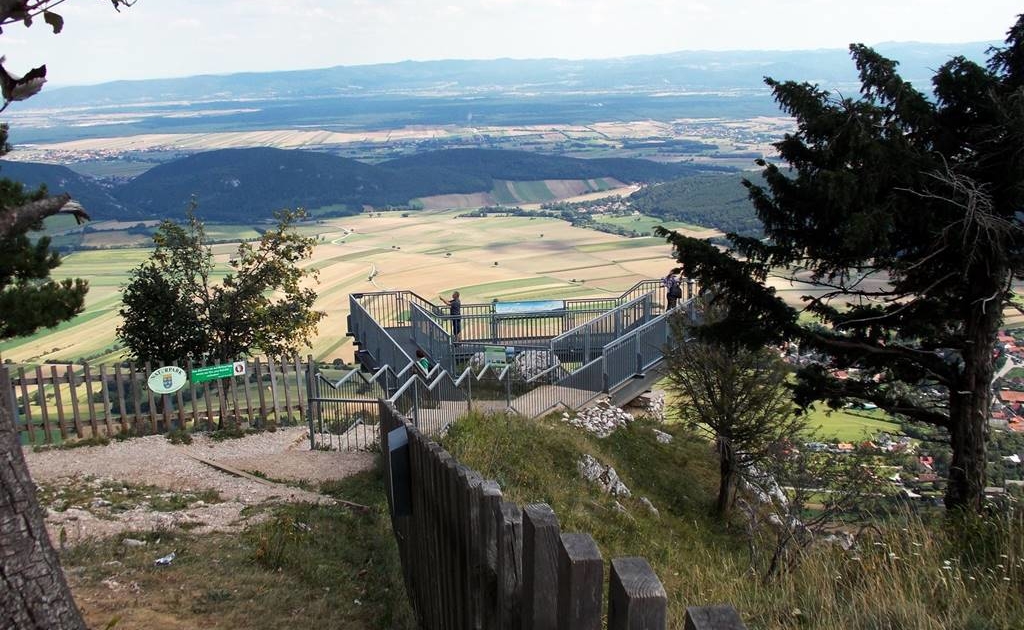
38, 477, 221, 516
63, 468, 416, 630
438, 411, 1024, 629
802, 404, 903, 441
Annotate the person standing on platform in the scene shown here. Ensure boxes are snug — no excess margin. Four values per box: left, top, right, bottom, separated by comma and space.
440, 291, 462, 340
663, 268, 683, 310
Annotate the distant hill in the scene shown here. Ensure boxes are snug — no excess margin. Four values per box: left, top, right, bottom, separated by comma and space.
629, 173, 761, 237
0, 160, 133, 221
113, 147, 732, 221
9, 42, 996, 144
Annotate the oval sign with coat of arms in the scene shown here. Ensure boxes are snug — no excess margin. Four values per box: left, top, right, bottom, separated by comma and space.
147, 366, 188, 395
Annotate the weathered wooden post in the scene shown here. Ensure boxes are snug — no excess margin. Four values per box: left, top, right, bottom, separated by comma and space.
684, 606, 747, 630
556, 533, 603, 630
522, 503, 560, 630
608, 557, 667, 630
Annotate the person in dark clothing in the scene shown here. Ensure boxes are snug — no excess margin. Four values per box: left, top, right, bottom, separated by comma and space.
440, 291, 462, 340
663, 268, 683, 310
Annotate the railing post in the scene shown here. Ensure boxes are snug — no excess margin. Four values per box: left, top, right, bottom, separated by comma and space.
686, 278, 695, 300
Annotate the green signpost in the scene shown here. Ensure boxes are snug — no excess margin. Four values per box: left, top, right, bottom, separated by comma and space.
190, 361, 246, 384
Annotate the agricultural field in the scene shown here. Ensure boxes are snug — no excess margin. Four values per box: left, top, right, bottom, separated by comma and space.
3, 209, 679, 365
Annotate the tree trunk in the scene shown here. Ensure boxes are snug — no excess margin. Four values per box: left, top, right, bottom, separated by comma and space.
0, 367, 86, 629
944, 287, 1000, 512
716, 437, 737, 517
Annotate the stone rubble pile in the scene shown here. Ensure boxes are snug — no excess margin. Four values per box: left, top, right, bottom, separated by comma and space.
627, 391, 666, 422
578, 454, 632, 497
561, 398, 634, 438
466, 349, 561, 381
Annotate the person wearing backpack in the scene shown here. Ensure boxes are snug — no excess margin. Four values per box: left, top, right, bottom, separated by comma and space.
663, 268, 683, 310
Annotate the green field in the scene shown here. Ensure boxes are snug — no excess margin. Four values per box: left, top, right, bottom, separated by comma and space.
592, 214, 708, 235
802, 404, 903, 441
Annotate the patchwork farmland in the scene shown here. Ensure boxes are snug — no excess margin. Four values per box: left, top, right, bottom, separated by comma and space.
2, 209, 696, 365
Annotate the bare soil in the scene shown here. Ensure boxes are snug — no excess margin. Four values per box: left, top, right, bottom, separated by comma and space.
24, 427, 376, 545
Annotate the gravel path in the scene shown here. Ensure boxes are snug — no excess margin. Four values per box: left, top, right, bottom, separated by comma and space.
23, 427, 377, 544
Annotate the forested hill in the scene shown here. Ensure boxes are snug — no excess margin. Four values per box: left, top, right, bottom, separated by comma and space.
381, 149, 727, 182
629, 172, 761, 237
0, 160, 132, 221
105, 147, 731, 221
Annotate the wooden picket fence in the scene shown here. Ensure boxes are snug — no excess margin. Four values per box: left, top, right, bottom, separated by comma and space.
379, 400, 746, 630
1, 355, 315, 445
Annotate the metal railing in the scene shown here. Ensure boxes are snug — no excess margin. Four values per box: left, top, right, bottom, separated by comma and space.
340, 281, 698, 437
349, 294, 416, 374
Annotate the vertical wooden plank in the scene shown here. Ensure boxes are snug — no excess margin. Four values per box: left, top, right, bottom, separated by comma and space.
683, 606, 746, 630
242, 359, 254, 427
229, 371, 241, 426
158, 361, 172, 433
608, 557, 667, 630
254, 357, 268, 425
522, 503, 561, 630
17, 366, 34, 445
126, 361, 139, 433
35, 366, 54, 444
479, 480, 503, 629
113, 364, 128, 434
556, 533, 603, 630
98, 364, 113, 434
497, 502, 523, 630
267, 356, 281, 424
186, 359, 200, 430
280, 358, 294, 425
83, 364, 99, 437
50, 365, 69, 440
1, 366, 18, 439
144, 362, 158, 434
173, 362, 186, 431
66, 365, 84, 438
215, 377, 228, 429
294, 354, 306, 418
460, 466, 484, 630
202, 362, 215, 432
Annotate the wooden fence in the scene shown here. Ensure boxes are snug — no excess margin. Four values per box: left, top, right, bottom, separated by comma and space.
1, 355, 315, 445
379, 400, 746, 630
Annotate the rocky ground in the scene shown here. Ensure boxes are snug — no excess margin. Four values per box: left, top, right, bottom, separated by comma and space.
23, 427, 376, 545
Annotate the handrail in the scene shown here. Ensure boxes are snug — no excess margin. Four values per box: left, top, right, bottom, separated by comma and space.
550, 292, 653, 343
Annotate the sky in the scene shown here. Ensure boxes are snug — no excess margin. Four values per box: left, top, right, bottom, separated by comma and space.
0, 0, 1021, 86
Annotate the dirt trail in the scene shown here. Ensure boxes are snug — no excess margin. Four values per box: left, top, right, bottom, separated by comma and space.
23, 427, 376, 544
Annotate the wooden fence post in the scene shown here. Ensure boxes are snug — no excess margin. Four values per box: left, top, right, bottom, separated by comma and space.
557, 533, 603, 630
497, 501, 523, 630
684, 606, 747, 630
83, 364, 100, 437
17, 366, 33, 444
66, 365, 84, 439
522, 503, 561, 630
34, 366, 53, 444
479, 479, 503, 629
608, 557, 667, 630
49, 365, 68, 441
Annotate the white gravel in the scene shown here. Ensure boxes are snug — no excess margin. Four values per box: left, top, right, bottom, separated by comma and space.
23, 427, 377, 545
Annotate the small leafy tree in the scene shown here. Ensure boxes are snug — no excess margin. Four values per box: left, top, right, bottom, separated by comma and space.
664, 307, 805, 518
118, 204, 325, 364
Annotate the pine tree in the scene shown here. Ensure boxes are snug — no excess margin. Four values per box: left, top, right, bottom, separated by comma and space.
659, 15, 1024, 512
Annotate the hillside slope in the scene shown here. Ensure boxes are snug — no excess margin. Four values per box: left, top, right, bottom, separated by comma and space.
114, 147, 730, 220
0, 160, 133, 221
